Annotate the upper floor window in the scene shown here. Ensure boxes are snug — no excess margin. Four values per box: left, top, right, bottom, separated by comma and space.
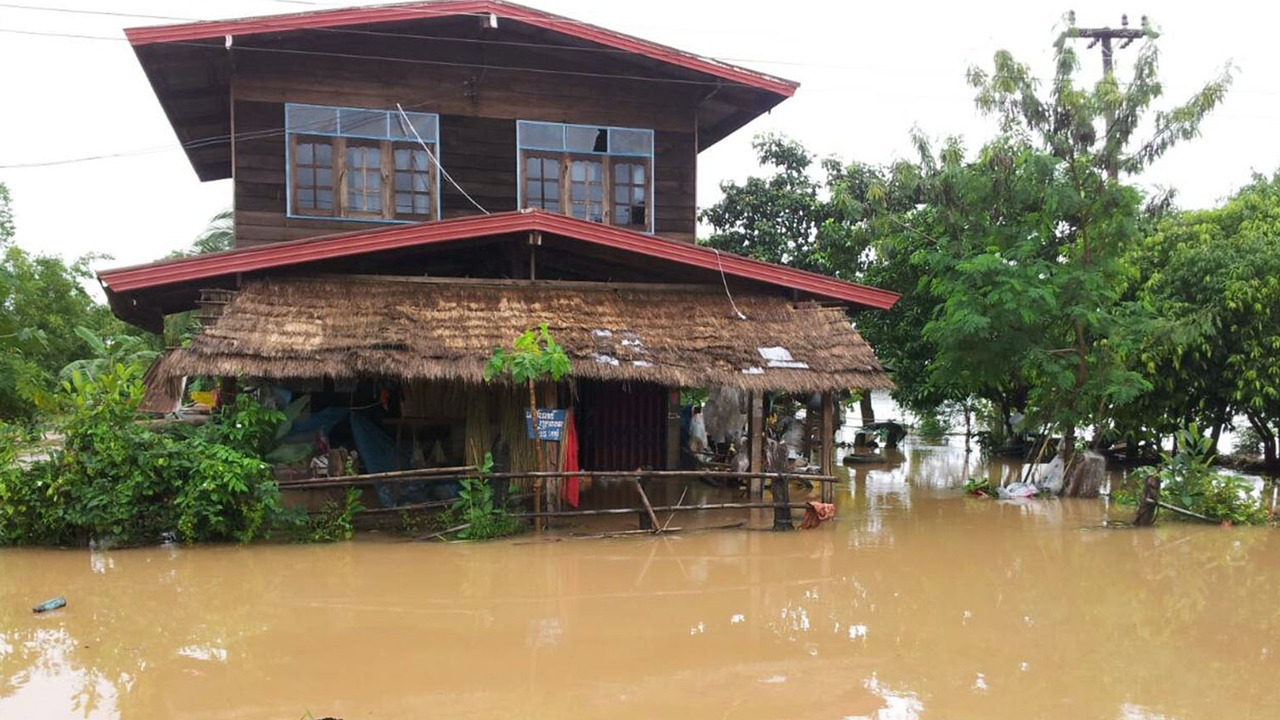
517, 121, 654, 232
285, 103, 440, 222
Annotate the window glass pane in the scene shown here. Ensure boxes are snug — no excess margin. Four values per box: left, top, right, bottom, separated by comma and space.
297, 142, 313, 165
340, 108, 387, 137
391, 112, 438, 141
519, 122, 563, 151
395, 149, 411, 170
615, 205, 631, 225
526, 157, 543, 180
635, 187, 646, 203
288, 105, 338, 134
566, 126, 607, 153
610, 128, 653, 155
412, 174, 430, 192
298, 189, 314, 206
317, 190, 334, 210
395, 173, 411, 191
316, 168, 331, 187
633, 164, 646, 184
316, 144, 332, 164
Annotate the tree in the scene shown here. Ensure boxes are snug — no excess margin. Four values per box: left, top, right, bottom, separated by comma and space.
1132, 173, 1280, 466
484, 324, 571, 528
0, 183, 129, 419
701, 18, 1232, 492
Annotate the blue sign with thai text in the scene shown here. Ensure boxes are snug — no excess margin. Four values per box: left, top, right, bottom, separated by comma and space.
524, 408, 567, 441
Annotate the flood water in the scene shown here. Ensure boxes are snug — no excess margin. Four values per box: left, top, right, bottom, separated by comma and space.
3, 436, 1278, 720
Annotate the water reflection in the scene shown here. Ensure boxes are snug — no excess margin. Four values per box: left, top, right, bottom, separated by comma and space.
2, 437, 1277, 720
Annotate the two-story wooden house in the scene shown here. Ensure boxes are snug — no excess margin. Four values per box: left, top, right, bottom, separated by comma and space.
99, 1, 897, 510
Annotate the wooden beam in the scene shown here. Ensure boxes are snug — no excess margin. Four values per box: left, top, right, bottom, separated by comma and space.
314, 273, 723, 294
748, 391, 763, 500
820, 391, 835, 503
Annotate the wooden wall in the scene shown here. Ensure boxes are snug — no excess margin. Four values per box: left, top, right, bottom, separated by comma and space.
230, 49, 700, 248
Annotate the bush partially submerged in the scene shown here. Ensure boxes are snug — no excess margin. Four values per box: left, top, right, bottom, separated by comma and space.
1117, 424, 1270, 525
0, 363, 286, 546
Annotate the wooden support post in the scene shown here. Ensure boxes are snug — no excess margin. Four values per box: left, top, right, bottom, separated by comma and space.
748, 391, 764, 500
767, 438, 794, 531
665, 389, 682, 470
633, 476, 660, 532
217, 376, 237, 409
820, 391, 835, 503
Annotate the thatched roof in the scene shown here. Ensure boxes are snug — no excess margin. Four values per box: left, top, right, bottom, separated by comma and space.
164, 277, 891, 393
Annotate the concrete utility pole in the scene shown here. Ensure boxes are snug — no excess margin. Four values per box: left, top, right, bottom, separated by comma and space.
1067, 13, 1150, 179
1072, 14, 1147, 77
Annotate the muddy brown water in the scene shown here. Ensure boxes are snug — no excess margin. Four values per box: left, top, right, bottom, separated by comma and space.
3, 439, 1278, 720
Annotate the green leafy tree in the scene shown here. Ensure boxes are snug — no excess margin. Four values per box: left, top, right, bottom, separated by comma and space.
701, 18, 1232, 487
0, 183, 133, 419
483, 323, 572, 473
1131, 173, 1280, 466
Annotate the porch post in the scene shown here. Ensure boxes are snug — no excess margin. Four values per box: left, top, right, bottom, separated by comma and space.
820, 391, 835, 503
748, 391, 764, 500
665, 389, 681, 470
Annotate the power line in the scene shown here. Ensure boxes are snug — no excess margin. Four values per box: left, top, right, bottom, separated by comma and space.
0, 90, 472, 170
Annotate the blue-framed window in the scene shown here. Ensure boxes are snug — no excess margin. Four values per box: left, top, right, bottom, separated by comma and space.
516, 120, 655, 232
285, 103, 440, 222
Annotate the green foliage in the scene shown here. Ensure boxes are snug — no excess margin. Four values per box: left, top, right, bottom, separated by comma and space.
1151, 424, 1268, 525
205, 393, 287, 457
963, 477, 997, 498
450, 453, 522, 540
58, 326, 159, 386
699, 21, 1232, 453
915, 412, 951, 443
302, 487, 363, 542
1, 184, 142, 420
0, 362, 286, 546
483, 323, 571, 385
1127, 173, 1280, 462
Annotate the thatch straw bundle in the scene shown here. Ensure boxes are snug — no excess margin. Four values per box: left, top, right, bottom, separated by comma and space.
165, 277, 891, 393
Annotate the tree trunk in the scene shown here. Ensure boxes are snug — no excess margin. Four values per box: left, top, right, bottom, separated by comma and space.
859, 392, 875, 425
1209, 405, 1226, 456
1133, 473, 1161, 526
1247, 413, 1276, 469
528, 379, 545, 530
1058, 426, 1077, 496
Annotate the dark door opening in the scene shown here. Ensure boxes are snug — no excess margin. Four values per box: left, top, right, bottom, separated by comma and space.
576, 381, 666, 471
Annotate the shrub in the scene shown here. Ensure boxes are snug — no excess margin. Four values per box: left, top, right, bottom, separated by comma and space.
0, 363, 287, 546
1154, 424, 1268, 525
303, 487, 363, 542
451, 453, 523, 540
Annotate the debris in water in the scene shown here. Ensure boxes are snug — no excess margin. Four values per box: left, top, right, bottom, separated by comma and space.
32, 596, 66, 613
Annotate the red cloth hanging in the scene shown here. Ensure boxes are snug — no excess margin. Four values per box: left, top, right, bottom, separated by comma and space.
561, 410, 581, 508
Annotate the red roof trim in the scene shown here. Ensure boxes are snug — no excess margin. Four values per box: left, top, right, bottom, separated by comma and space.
99, 211, 899, 310
123, 0, 797, 97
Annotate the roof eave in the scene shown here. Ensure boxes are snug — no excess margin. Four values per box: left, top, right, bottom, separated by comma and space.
123, 0, 797, 98
98, 211, 899, 311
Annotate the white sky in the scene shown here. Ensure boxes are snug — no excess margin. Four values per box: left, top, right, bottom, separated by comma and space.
1, 0, 1277, 275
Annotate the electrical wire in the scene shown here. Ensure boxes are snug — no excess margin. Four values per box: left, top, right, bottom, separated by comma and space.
711, 248, 747, 320
395, 103, 489, 215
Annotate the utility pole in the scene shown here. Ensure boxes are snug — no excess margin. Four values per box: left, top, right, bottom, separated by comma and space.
1067, 13, 1150, 179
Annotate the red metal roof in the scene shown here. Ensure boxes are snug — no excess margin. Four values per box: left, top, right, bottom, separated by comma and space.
123, 0, 797, 98
98, 210, 900, 310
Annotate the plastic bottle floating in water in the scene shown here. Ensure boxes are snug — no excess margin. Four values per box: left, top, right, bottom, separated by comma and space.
32, 596, 66, 613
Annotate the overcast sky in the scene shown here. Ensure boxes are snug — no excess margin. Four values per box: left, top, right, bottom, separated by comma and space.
1, 0, 1277, 274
